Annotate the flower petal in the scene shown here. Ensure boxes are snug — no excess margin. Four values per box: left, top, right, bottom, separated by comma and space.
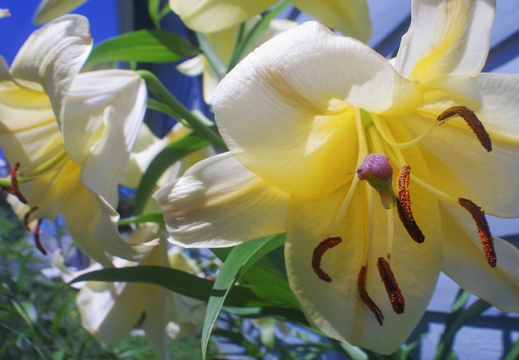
440, 204, 519, 313
63, 188, 158, 265
410, 73, 519, 216
11, 15, 92, 120
395, 0, 495, 81
214, 21, 420, 199
293, 0, 372, 42
153, 153, 288, 248
34, 0, 88, 24
63, 70, 147, 205
169, 0, 276, 32
77, 281, 144, 346
285, 182, 442, 354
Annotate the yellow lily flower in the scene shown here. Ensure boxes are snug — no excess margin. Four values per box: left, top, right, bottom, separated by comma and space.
0, 15, 152, 266
155, 0, 519, 354
53, 225, 205, 360
170, 0, 371, 42
177, 18, 297, 104
33, 0, 88, 23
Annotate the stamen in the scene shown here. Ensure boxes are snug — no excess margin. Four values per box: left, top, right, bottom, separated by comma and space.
33, 218, 47, 255
437, 106, 492, 152
4, 163, 28, 204
23, 206, 39, 230
377, 257, 405, 314
357, 265, 384, 325
312, 237, 342, 282
396, 165, 425, 243
458, 198, 496, 267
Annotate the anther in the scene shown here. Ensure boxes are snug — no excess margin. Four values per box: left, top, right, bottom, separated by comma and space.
33, 218, 47, 255
23, 206, 39, 230
312, 237, 342, 282
437, 106, 492, 152
4, 163, 28, 204
357, 265, 384, 325
458, 198, 496, 267
377, 257, 405, 314
396, 165, 425, 243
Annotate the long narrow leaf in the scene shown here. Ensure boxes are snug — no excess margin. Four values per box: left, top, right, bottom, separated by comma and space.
69, 266, 258, 307
85, 30, 200, 66
201, 234, 285, 359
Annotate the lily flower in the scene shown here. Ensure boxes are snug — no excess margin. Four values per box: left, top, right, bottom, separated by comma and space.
53, 225, 205, 360
33, 0, 88, 23
170, 0, 371, 42
178, 18, 297, 104
0, 15, 152, 266
155, 0, 519, 354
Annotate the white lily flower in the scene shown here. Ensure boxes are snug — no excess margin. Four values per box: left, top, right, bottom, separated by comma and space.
177, 18, 298, 104
54, 225, 205, 360
155, 0, 519, 354
0, 15, 153, 266
34, 0, 88, 23
170, 0, 371, 42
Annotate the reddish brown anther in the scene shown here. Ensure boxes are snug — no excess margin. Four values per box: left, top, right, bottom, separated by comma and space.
23, 206, 39, 230
396, 165, 425, 243
33, 218, 47, 255
358, 265, 384, 325
458, 198, 496, 267
312, 237, 342, 282
437, 106, 492, 152
377, 257, 405, 314
2, 163, 28, 204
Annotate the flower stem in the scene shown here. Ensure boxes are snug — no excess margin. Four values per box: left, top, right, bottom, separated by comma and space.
0, 178, 12, 187
138, 70, 228, 151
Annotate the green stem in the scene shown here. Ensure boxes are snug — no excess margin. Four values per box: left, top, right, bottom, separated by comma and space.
0, 178, 12, 187
195, 32, 227, 80
138, 70, 228, 151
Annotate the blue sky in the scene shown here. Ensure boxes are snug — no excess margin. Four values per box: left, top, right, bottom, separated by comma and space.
0, 0, 118, 64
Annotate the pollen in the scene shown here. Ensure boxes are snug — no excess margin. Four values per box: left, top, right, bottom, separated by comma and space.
458, 198, 496, 267
437, 106, 492, 152
377, 257, 405, 314
396, 165, 425, 243
358, 265, 384, 325
311, 237, 342, 282
23, 206, 39, 230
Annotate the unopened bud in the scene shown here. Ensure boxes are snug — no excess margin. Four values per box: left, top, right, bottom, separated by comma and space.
356, 154, 394, 209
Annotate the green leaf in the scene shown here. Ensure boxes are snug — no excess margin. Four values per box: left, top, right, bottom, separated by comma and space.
134, 132, 209, 214
434, 295, 491, 360
118, 212, 165, 226
85, 30, 200, 67
69, 266, 258, 307
201, 234, 285, 359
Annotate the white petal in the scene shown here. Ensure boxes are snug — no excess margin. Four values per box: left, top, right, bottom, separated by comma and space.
77, 281, 144, 346
34, 0, 88, 24
63, 188, 158, 265
395, 0, 495, 81
293, 0, 372, 42
169, 0, 276, 32
154, 153, 288, 248
285, 182, 442, 354
11, 15, 92, 120
440, 204, 519, 313
63, 70, 147, 205
214, 21, 420, 198
411, 73, 519, 217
